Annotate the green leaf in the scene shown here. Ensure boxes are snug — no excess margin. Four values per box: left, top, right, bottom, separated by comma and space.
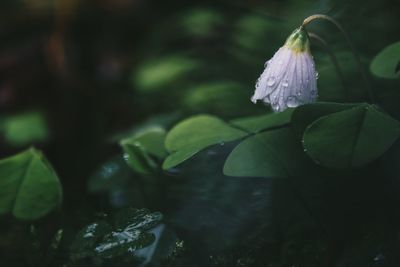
230, 108, 293, 133
88, 156, 132, 193
317, 52, 359, 100
120, 127, 167, 174
70, 221, 112, 260
370, 41, 400, 79
70, 208, 162, 260
163, 115, 248, 169
303, 105, 400, 169
291, 102, 360, 138
98, 208, 162, 259
223, 128, 311, 177
0, 148, 62, 220
114, 208, 163, 231
134, 56, 200, 92
230, 14, 280, 64
183, 81, 259, 117
233, 15, 276, 51
94, 229, 155, 259
180, 8, 224, 37
1, 112, 49, 146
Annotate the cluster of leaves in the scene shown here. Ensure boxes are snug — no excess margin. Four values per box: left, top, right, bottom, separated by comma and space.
0, 0, 399, 266
70, 208, 163, 265
158, 102, 400, 175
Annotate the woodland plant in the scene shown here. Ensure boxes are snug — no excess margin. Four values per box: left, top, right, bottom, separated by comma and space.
0, 3, 400, 267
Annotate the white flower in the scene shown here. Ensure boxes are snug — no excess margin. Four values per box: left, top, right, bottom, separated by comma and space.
251, 27, 318, 112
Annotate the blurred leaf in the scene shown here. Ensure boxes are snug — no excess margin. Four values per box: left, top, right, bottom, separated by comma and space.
317, 52, 358, 101
109, 112, 181, 143
303, 105, 400, 169
88, 156, 132, 193
224, 128, 311, 177
291, 102, 359, 138
134, 56, 200, 92
0, 148, 62, 220
94, 228, 155, 259
370, 41, 400, 79
163, 115, 248, 169
70, 208, 162, 261
70, 221, 113, 260
180, 8, 224, 37
233, 15, 278, 49
120, 127, 167, 174
135, 226, 180, 266
114, 208, 163, 231
230, 108, 293, 133
1, 112, 49, 146
183, 82, 258, 117
88, 156, 153, 208
230, 15, 281, 64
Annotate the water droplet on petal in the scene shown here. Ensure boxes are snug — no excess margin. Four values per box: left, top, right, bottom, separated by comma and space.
286, 96, 299, 108
264, 60, 270, 68
271, 102, 280, 111
315, 72, 319, 80
282, 80, 289, 87
266, 76, 276, 86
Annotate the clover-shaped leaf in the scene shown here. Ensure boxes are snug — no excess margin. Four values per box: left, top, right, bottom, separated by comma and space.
0, 148, 62, 220
163, 115, 247, 169
370, 41, 400, 79
303, 105, 400, 169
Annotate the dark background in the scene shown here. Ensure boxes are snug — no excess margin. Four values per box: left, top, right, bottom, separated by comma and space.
0, 0, 399, 266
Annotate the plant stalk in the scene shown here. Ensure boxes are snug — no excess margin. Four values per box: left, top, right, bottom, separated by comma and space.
302, 14, 375, 103
308, 32, 348, 98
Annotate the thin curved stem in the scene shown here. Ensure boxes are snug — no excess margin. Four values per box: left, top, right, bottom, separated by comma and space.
302, 14, 375, 103
308, 32, 348, 98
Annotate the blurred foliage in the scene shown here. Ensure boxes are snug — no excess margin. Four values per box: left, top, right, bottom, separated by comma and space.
70, 208, 162, 265
0, 0, 400, 266
370, 41, 400, 79
134, 56, 201, 93
120, 127, 167, 174
0, 148, 62, 220
0, 112, 49, 146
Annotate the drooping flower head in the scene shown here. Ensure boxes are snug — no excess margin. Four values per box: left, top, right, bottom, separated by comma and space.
251, 27, 318, 112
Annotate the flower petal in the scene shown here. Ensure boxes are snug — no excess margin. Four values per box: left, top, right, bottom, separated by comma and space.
251, 44, 318, 112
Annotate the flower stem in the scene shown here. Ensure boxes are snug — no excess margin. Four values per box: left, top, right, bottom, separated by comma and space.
302, 14, 375, 103
308, 32, 348, 99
